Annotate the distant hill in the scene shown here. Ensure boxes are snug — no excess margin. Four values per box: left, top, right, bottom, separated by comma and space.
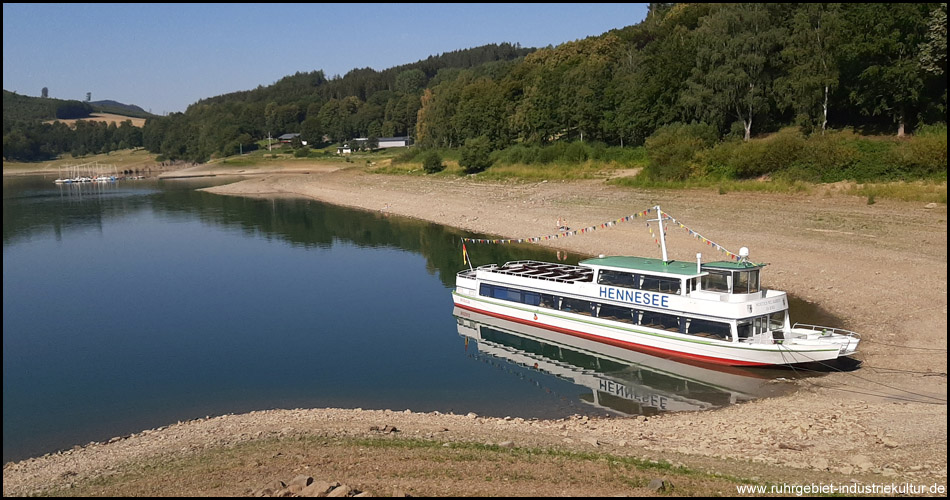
3, 90, 88, 121
2, 90, 154, 122
90, 100, 153, 119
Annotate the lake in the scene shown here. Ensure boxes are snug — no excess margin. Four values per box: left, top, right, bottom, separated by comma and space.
2, 175, 831, 463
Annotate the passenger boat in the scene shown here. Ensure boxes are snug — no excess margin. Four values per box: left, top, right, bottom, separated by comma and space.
452, 206, 860, 367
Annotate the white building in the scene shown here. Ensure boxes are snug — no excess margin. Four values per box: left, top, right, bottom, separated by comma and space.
338, 136, 411, 154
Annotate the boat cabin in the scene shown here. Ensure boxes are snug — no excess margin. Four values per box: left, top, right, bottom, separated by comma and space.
579, 255, 765, 298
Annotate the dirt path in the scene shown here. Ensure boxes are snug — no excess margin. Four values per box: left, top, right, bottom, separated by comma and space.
3, 165, 946, 496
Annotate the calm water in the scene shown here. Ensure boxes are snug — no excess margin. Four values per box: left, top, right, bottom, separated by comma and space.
2, 175, 836, 463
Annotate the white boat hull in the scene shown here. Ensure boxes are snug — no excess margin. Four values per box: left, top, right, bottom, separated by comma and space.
453, 291, 850, 367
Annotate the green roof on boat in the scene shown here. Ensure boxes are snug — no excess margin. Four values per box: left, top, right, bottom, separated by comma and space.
579, 256, 702, 276
580, 256, 764, 276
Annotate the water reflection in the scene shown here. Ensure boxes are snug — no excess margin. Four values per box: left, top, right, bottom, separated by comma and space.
454, 307, 811, 416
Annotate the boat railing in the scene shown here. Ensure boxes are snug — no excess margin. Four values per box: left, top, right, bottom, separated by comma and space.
457, 268, 478, 279
476, 260, 593, 284
791, 323, 861, 339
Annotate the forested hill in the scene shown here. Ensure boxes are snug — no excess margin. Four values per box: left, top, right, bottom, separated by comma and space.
3, 90, 97, 121
89, 100, 151, 119
140, 3, 945, 164
3, 91, 152, 122
4, 4, 947, 169
195, 43, 536, 107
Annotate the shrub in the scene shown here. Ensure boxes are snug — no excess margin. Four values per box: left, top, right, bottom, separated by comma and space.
643, 122, 718, 181
393, 148, 420, 164
895, 124, 947, 178
789, 129, 860, 182
563, 141, 589, 163
421, 150, 444, 174
459, 136, 493, 174
293, 147, 310, 158
730, 127, 805, 178
698, 139, 742, 179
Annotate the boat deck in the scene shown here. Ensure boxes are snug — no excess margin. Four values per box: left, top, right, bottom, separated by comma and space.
462, 260, 594, 284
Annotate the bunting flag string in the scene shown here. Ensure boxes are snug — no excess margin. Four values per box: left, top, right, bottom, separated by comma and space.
461, 208, 654, 245
660, 211, 742, 262
460, 206, 743, 263
646, 222, 662, 248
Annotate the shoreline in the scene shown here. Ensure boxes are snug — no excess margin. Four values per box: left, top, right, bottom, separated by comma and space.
3, 164, 947, 495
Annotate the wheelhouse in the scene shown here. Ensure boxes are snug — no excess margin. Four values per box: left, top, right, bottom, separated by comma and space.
699, 261, 762, 295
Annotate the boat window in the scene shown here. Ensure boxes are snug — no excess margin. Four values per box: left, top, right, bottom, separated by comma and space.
597, 270, 638, 288
561, 297, 593, 316
769, 312, 785, 331
688, 318, 732, 340
479, 284, 530, 305
598, 304, 634, 324
540, 293, 559, 309
735, 272, 749, 294
733, 270, 761, 294
640, 310, 678, 331
737, 321, 752, 340
640, 276, 681, 294
741, 316, 772, 336
701, 271, 730, 292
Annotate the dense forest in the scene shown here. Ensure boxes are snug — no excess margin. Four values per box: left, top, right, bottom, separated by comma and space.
4, 3, 947, 183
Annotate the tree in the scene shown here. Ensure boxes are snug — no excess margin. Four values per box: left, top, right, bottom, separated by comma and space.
365, 135, 379, 150
416, 78, 466, 148
458, 136, 493, 174
919, 2, 947, 76
683, 4, 785, 140
777, 3, 844, 134
841, 3, 932, 136
454, 77, 510, 149
394, 69, 427, 94
300, 116, 324, 146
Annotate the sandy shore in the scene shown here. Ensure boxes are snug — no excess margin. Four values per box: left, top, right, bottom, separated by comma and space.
3, 163, 947, 495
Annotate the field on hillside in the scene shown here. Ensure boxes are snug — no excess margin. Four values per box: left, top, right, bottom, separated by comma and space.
44, 113, 146, 128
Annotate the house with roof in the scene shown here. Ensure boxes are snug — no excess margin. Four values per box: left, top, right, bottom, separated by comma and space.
336, 136, 411, 154
277, 133, 307, 146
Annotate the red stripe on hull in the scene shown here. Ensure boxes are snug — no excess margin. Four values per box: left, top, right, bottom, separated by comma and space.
454, 302, 772, 368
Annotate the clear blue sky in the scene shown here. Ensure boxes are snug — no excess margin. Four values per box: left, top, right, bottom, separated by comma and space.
3, 3, 649, 115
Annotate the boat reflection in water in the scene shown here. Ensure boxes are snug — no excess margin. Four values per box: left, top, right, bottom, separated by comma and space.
454, 307, 812, 416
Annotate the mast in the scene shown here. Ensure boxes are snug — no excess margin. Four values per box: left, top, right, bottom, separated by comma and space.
653, 205, 669, 263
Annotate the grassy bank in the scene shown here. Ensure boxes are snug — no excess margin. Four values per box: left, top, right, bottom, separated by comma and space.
376, 129, 947, 203
42, 434, 764, 497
